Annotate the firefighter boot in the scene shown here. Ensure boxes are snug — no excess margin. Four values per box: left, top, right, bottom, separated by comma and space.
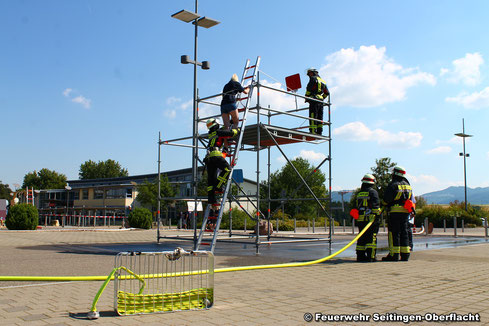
356, 251, 367, 262
381, 253, 399, 261
400, 253, 410, 261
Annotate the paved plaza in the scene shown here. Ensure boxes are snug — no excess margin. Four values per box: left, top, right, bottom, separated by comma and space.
0, 227, 488, 325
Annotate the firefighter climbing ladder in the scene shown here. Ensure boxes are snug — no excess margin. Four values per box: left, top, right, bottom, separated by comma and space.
157, 56, 332, 254
195, 57, 261, 251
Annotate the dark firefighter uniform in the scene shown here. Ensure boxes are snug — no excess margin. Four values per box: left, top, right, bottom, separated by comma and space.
204, 119, 238, 206
355, 175, 381, 262
305, 68, 329, 136
382, 167, 413, 262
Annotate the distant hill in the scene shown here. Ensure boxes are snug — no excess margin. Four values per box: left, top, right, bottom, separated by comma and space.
332, 186, 489, 205
420, 186, 489, 205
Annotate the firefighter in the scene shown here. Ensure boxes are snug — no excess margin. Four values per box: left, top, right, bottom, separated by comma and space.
382, 166, 414, 262
353, 174, 381, 262
204, 118, 239, 208
305, 68, 329, 135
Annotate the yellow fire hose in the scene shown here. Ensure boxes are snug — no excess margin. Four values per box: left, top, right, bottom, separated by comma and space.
1, 222, 373, 319
0, 221, 373, 282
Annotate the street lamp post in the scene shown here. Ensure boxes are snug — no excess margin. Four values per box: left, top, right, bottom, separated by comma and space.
454, 118, 472, 211
65, 185, 72, 227
171, 1, 220, 250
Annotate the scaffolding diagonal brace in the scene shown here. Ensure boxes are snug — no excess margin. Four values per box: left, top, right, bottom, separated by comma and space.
260, 123, 330, 218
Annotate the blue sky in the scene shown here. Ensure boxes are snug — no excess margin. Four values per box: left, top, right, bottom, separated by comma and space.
2, 0, 489, 196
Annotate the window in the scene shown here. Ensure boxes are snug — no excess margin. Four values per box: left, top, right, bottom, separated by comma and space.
126, 188, 133, 198
106, 188, 125, 199
94, 189, 104, 199
82, 189, 89, 200
73, 191, 80, 200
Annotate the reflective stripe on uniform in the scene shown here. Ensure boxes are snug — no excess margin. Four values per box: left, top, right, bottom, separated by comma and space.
390, 205, 409, 213
400, 246, 410, 254
209, 151, 223, 157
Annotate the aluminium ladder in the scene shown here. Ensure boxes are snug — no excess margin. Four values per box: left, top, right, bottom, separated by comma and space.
195, 57, 261, 252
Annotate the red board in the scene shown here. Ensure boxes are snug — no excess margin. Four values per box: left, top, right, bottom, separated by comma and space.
285, 73, 301, 91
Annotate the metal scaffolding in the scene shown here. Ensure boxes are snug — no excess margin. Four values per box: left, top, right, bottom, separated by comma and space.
157, 59, 332, 253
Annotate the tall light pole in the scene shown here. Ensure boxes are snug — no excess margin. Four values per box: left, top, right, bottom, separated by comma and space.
171, 2, 220, 249
65, 185, 72, 227
454, 118, 472, 211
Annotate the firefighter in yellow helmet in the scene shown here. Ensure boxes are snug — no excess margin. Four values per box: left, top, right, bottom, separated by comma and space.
305, 68, 329, 136
382, 166, 414, 262
353, 174, 381, 262
203, 118, 239, 207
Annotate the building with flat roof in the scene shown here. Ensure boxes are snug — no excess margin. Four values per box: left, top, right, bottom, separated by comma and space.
36, 168, 257, 220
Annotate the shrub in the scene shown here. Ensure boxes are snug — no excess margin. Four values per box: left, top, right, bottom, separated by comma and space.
219, 209, 255, 230
128, 207, 153, 229
6, 204, 39, 230
416, 204, 484, 228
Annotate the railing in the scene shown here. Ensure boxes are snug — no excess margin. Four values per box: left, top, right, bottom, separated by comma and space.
38, 213, 127, 228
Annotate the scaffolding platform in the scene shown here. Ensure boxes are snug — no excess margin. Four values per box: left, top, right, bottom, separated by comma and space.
240, 123, 330, 148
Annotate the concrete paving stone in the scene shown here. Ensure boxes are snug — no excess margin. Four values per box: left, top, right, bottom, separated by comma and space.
0, 318, 24, 326
21, 313, 49, 321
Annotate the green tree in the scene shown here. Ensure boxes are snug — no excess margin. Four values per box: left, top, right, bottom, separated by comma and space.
370, 157, 397, 200
415, 196, 427, 209
135, 175, 176, 212
22, 168, 67, 189
0, 182, 13, 200
79, 159, 129, 179
350, 157, 396, 207
263, 157, 327, 217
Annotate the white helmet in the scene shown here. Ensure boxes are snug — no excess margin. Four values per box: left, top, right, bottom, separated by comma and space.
206, 118, 218, 130
393, 166, 407, 177
361, 174, 376, 184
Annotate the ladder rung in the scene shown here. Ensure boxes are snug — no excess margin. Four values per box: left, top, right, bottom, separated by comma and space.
246, 65, 256, 69
244, 75, 253, 80
238, 96, 249, 101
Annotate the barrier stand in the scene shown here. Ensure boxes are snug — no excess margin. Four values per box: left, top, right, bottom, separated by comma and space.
485, 219, 488, 238
312, 218, 315, 233
424, 218, 428, 236
453, 215, 457, 238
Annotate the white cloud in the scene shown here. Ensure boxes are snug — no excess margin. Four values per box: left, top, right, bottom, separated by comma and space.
333, 121, 422, 148
408, 174, 463, 195
163, 109, 177, 119
440, 52, 484, 86
164, 97, 195, 121
295, 150, 327, 162
445, 87, 489, 109
254, 80, 298, 112
71, 95, 91, 109
63, 88, 91, 109
319, 45, 436, 108
276, 156, 286, 164
426, 146, 452, 154
62, 88, 72, 97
